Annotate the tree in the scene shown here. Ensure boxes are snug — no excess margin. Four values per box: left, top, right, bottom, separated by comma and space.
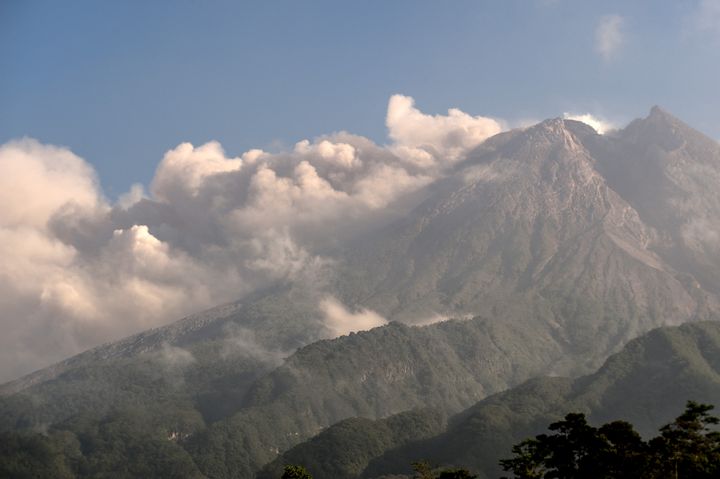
541, 413, 607, 478
0, 431, 74, 479
436, 468, 478, 478
595, 420, 648, 478
412, 460, 477, 479
412, 460, 436, 479
498, 438, 549, 479
281, 464, 313, 479
500, 413, 612, 478
500, 401, 720, 479
647, 401, 720, 479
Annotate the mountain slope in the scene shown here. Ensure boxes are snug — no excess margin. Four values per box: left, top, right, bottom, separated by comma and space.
336, 117, 718, 372
257, 408, 445, 479
0, 286, 325, 428
185, 317, 567, 478
260, 321, 720, 479
592, 106, 720, 295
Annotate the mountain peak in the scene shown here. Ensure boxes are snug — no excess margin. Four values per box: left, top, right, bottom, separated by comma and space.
646, 105, 681, 125
533, 117, 572, 132
514, 117, 598, 153
617, 105, 720, 160
617, 105, 692, 152
649, 105, 665, 116
529, 117, 598, 137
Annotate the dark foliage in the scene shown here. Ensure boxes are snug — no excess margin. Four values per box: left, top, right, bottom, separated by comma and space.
500, 401, 720, 479
410, 461, 477, 479
282, 464, 313, 478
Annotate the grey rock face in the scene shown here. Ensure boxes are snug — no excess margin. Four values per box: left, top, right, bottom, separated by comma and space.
336, 114, 719, 374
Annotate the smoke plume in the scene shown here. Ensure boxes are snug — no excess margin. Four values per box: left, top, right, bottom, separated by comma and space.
0, 95, 503, 382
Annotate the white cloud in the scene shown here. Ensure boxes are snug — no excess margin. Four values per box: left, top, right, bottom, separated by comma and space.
319, 296, 387, 337
386, 94, 504, 164
294, 139, 361, 170
595, 14, 625, 61
563, 112, 617, 134
152, 140, 244, 202
680, 1, 720, 44
0, 139, 103, 228
689, 0, 720, 37
0, 142, 247, 381
117, 183, 146, 209
0, 94, 505, 383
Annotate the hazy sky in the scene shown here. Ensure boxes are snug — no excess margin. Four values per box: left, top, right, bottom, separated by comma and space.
2, 0, 719, 197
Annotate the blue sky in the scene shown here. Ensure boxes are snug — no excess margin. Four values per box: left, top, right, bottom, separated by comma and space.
2, 0, 719, 197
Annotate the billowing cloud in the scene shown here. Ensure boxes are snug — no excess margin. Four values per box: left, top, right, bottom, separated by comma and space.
0, 95, 505, 383
563, 113, 617, 134
319, 297, 387, 337
0, 139, 103, 228
152, 140, 244, 202
387, 94, 504, 165
595, 14, 625, 61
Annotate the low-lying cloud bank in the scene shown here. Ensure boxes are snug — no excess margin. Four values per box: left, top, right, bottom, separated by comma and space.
0, 95, 507, 383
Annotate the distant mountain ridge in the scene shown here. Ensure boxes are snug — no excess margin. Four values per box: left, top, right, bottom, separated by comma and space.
2, 107, 720, 479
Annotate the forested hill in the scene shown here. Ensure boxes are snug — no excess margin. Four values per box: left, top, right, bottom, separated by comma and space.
259, 320, 720, 479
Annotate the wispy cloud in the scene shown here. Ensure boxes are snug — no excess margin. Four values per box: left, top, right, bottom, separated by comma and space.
595, 14, 625, 61
563, 112, 618, 134
687, 0, 720, 39
319, 296, 387, 337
